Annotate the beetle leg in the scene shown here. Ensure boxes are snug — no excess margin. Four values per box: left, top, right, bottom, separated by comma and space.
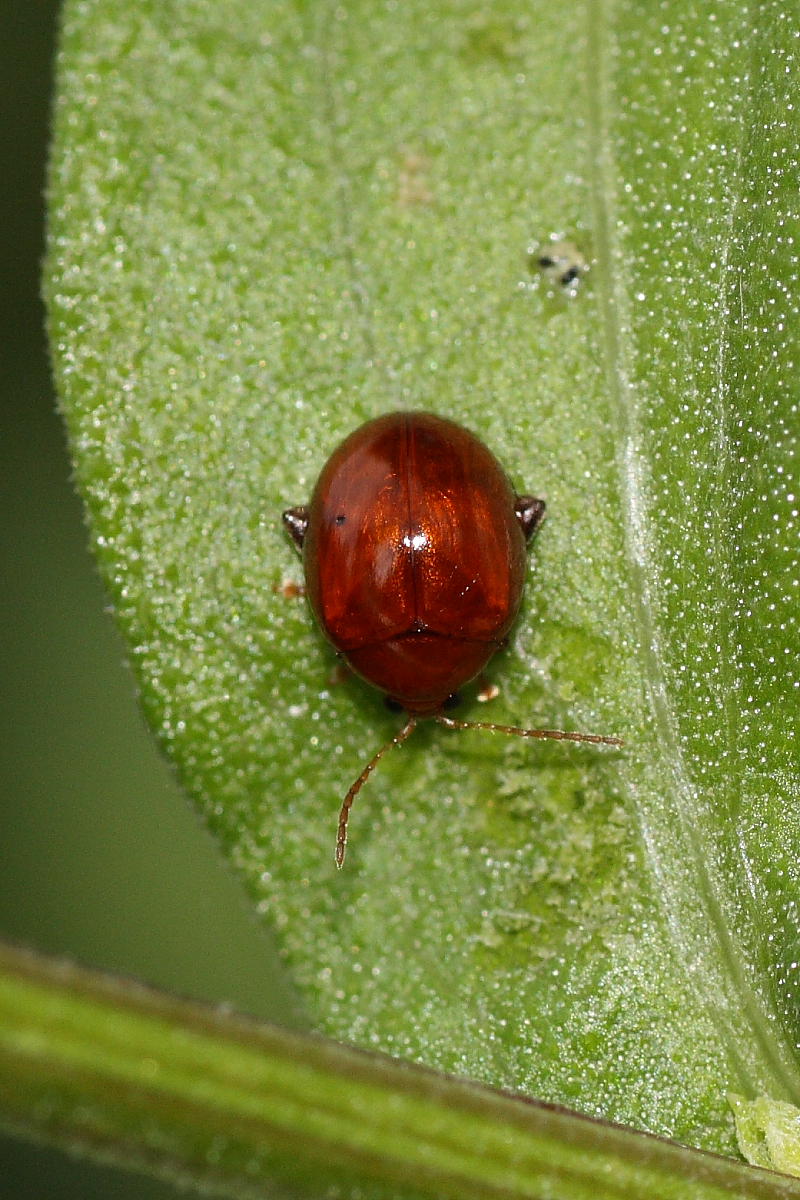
514, 495, 546, 541
335, 715, 417, 868
274, 577, 305, 599
328, 661, 351, 688
476, 676, 500, 703
282, 505, 309, 550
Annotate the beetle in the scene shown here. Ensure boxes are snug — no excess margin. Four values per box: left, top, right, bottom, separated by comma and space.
283, 411, 621, 866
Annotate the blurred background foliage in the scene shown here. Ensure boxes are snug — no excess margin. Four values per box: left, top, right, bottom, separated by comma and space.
1, 7, 297, 1195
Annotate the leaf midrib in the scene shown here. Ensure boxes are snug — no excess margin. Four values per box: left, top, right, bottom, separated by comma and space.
585, 0, 800, 1102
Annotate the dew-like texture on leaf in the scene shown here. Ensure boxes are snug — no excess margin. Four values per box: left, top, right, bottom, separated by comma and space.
46, 0, 800, 1155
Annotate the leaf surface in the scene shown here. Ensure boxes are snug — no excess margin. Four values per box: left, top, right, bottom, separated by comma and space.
46, 0, 800, 1155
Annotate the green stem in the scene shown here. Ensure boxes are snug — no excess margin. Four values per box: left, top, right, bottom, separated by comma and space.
0, 941, 796, 1200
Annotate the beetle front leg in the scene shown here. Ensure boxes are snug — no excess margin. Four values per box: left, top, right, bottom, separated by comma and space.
282, 505, 309, 550
514, 495, 546, 541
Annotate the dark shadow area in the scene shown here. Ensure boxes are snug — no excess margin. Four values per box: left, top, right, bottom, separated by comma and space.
1, 7, 299, 1195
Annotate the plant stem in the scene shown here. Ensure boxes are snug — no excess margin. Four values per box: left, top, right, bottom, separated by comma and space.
0, 941, 796, 1200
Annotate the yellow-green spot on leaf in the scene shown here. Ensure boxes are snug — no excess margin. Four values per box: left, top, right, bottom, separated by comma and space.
729, 1094, 800, 1177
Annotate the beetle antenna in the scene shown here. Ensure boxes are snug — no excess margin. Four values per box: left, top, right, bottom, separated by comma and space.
336, 715, 418, 868
434, 714, 623, 747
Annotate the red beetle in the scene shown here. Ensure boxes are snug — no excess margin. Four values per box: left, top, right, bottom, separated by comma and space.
284, 412, 621, 866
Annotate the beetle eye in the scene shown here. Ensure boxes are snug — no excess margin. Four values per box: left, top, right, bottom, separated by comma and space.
335, 513, 346, 526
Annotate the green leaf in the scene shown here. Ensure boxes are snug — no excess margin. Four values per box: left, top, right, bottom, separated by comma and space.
45, 0, 800, 1164
4, 942, 800, 1200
